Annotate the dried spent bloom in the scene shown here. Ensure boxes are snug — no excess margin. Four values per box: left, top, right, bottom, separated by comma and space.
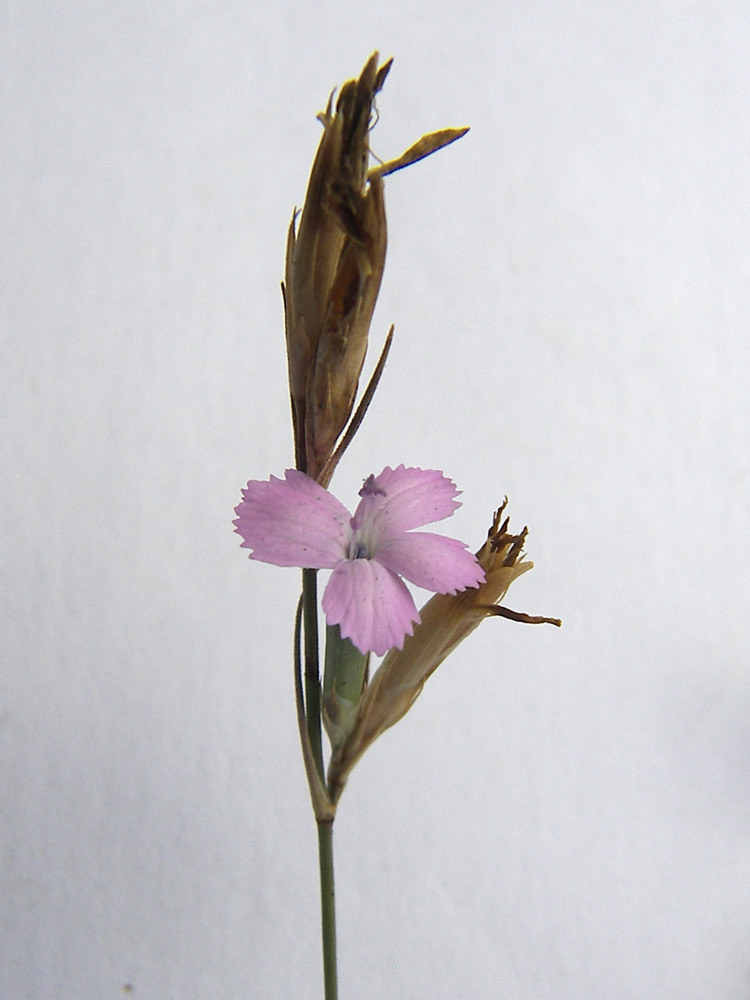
283, 53, 388, 483
233, 465, 485, 656
282, 52, 468, 485
328, 502, 561, 798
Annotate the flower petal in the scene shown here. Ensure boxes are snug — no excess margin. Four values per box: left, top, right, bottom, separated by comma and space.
233, 469, 350, 568
322, 559, 420, 656
375, 532, 486, 593
355, 465, 462, 540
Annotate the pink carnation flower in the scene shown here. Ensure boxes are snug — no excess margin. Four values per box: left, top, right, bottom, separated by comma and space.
234, 465, 486, 656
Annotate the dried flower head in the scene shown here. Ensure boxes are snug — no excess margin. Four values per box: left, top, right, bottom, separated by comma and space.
283, 53, 389, 483
327, 501, 561, 799
282, 52, 469, 486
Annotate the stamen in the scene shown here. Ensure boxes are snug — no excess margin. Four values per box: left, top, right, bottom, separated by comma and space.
358, 474, 387, 499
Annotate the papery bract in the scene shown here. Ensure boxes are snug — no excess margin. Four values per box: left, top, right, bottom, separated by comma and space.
234, 465, 485, 656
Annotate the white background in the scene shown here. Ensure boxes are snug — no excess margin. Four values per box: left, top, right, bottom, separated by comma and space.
3, 2, 750, 998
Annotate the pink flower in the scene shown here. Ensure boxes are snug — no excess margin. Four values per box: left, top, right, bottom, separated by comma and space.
234, 465, 486, 656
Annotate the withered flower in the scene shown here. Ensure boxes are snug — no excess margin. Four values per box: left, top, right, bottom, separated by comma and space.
282, 52, 468, 486
327, 501, 561, 800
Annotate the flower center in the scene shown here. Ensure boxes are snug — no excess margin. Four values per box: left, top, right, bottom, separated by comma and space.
348, 538, 371, 560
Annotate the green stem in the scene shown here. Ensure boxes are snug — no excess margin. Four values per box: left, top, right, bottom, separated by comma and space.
317, 819, 338, 1000
301, 568, 338, 999
302, 568, 324, 780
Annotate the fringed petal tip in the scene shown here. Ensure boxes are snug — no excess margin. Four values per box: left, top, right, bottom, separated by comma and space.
366, 465, 462, 536
376, 532, 485, 593
322, 558, 420, 656
233, 470, 349, 568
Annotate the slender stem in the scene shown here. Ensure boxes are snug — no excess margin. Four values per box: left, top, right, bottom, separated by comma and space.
301, 568, 338, 999
317, 819, 338, 1000
302, 568, 324, 780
